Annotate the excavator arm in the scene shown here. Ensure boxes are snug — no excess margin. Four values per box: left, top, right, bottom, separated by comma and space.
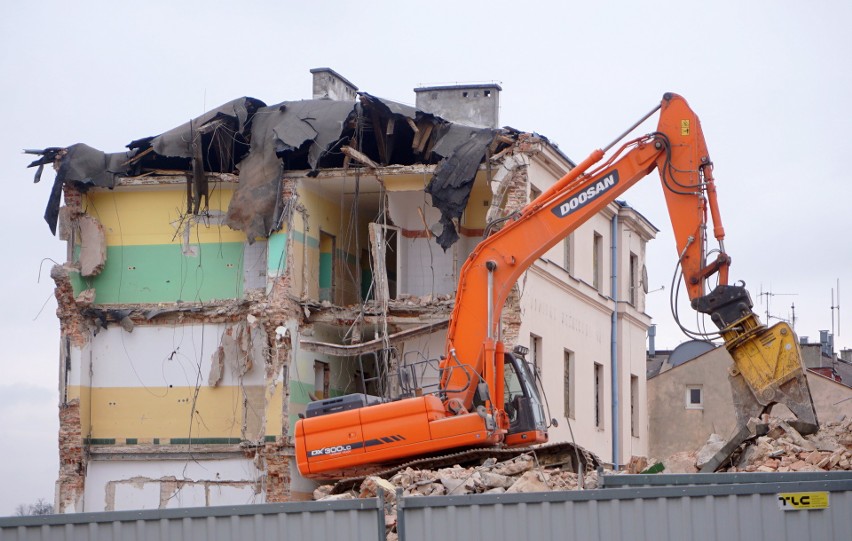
441, 93, 818, 467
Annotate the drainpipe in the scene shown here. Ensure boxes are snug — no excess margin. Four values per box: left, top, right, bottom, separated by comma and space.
610, 212, 620, 470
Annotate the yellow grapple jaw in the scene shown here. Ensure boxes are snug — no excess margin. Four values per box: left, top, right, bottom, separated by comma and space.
693, 285, 819, 471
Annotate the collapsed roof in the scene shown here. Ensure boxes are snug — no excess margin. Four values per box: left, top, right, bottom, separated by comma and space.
28, 92, 520, 250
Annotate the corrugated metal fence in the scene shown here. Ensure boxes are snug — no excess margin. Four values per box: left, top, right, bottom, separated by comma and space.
0, 498, 386, 541
3, 472, 851, 541
398, 471, 852, 541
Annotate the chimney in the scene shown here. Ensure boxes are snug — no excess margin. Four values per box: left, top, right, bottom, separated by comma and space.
841, 349, 852, 363
310, 67, 358, 101
414, 83, 501, 128
819, 329, 833, 358
648, 324, 657, 356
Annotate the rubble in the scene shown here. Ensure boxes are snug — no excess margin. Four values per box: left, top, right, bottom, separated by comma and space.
650, 416, 852, 474
313, 452, 599, 503
315, 452, 600, 540
312, 417, 851, 504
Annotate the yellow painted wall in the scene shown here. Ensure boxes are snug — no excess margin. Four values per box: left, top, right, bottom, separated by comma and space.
265, 382, 284, 436
84, 187, 244, 246
463, 180, 492, 228
79, 386, 255, 439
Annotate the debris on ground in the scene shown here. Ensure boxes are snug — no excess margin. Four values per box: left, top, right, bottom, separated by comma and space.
313, 453, 600, 503
725, 417, 852, 472
647, 416, 852, 474
313, 452, 600, 540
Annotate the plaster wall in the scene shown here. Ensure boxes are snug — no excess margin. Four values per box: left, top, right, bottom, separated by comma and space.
518, 263, 615, 460
388, 190, 484, 297
67, 323, 279, 442
289, 324, 365, 431
75, 189, 245, 303
414, 85, 500, 129
84, 458, 260, 512
617, 313, 650, 459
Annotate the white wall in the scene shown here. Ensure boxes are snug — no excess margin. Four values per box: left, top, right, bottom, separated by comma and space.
519, 263, 615, 459
85, 458, 261, 511
86, 323, 264, 388
388, 190, 480, 297
518, 156, 654, 466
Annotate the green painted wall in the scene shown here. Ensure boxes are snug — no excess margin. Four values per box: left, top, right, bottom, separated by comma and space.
319, 253, 333, 289
267, 232, 288, 276
71, 243, 244, 303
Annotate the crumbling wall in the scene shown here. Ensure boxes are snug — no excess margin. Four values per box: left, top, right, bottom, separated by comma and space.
57, 400, 85, 513
85, 459, 261, 512
494, 154, 531, 350
49, 209, 304, 512
32, 75, 540, 512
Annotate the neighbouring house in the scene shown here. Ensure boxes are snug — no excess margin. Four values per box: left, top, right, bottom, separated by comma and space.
647, 342, 852, 460
799, 331, 852, 383
29, 68, 656, 512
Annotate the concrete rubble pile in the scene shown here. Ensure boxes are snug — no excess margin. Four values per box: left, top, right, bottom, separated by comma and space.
313, 453, 600, 502
660, 416, 852, 474
313, 453, 600, 541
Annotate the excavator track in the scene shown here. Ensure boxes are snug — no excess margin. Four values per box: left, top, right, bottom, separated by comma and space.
330, 441, 601, 494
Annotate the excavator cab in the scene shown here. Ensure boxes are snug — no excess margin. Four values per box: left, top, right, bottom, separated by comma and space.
502, 349, 549, 446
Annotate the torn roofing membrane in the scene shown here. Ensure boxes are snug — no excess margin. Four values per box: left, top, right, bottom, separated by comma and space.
426, 128, 496, 249
29, 92, 510, 248
225, 99, 359, 240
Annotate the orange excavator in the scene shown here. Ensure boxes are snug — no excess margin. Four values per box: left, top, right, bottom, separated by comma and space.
294, 93, 819, 479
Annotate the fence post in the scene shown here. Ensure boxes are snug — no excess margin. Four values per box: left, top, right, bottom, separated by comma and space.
375, 487, 387, 541
395, 488, 405, 541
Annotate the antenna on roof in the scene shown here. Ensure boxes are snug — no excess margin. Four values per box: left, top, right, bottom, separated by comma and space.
790, 302, 796, 331
831, 278, 841, 338
757, 284, 797, 326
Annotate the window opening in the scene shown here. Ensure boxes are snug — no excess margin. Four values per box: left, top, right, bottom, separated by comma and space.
593, 232, 604, 292
594, 362, 604, 428
686, 385, 703, 409
313, 361, 330, 400
564, 349, 575, 419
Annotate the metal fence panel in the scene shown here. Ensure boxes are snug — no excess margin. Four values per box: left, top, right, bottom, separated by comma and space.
4, 474, 851, 541
398, 474, 852, 541
0, 499, 385, 541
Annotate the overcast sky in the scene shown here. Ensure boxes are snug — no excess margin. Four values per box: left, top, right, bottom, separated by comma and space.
1, 0, 850, 515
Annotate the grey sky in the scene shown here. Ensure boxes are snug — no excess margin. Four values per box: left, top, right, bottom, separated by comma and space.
1, 0, 850, 515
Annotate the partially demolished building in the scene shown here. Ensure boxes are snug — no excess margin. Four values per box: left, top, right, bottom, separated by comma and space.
29, 68, 656, 512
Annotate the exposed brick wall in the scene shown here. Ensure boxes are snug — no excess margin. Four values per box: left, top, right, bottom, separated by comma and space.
261, 443, 291, 502
62, 185, 83, 212
57, 400, 85, 512
51, 265, 89, 348
499, 164, 530, 349
255, 175, 302, 500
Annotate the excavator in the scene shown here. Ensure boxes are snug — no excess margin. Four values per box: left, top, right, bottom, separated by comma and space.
294, 93, 819, 479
